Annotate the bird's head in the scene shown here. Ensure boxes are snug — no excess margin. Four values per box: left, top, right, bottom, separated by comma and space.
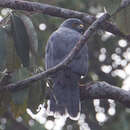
60, 18, 85, 34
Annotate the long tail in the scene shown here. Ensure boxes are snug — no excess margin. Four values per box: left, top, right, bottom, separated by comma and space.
49, 70, 80, 119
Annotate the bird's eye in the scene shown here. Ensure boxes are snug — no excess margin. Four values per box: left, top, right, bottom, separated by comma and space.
79, 24, 84, 28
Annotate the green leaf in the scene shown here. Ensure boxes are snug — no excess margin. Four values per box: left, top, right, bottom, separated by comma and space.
10, 100, 27, 118
0, 27, 7, 70
11, 14, 30, 67
11, 68, 30, 104
10, 67, 33, 117
20, 15, 38, 58
6, 27, 21, 71
20, 14, 43, 66
27, 81, 42, 112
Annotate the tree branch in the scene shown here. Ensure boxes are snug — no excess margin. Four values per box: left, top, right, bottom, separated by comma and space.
0, 12, 110, 91
0, 0, 129, 40
80, 81, 130, 108
0, 0, 130, 109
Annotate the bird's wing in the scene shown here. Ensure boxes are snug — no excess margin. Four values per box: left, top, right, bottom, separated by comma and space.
45, 28, 88, 75
45, 29, 70, 69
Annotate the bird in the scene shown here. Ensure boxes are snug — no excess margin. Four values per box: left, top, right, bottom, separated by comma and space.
45, 18, 88, 120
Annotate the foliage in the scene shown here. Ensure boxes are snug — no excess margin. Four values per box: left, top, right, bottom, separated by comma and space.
0, 0, 130, 130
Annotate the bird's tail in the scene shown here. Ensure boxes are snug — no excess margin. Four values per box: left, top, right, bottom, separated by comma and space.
48, 70, 80, 120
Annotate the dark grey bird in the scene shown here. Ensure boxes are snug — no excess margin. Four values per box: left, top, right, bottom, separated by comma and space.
45, 18, 88, 119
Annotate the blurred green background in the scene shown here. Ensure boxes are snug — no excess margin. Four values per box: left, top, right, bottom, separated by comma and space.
0, 0, 130, 130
